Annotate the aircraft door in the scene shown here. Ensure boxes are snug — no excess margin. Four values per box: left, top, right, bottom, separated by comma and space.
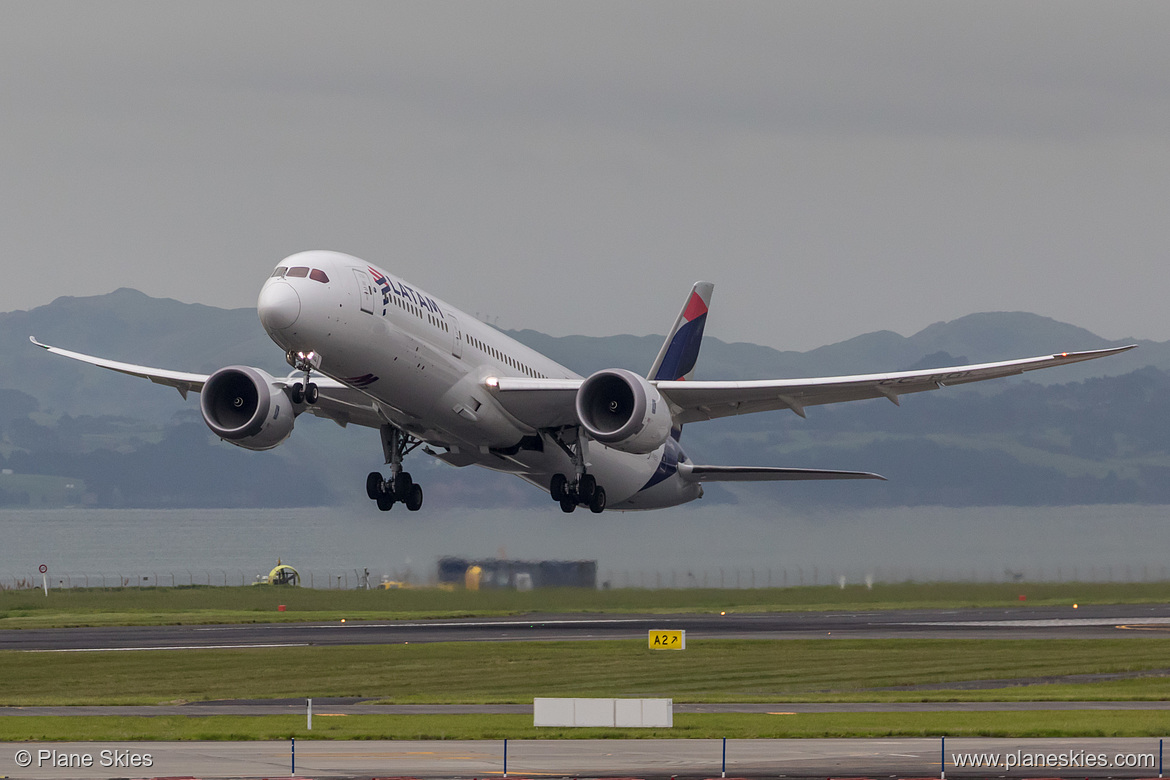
449, 314, 463, 358
353, 269, 375, 314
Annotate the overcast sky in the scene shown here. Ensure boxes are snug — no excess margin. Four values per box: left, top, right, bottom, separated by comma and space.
3, 1, 1168, 351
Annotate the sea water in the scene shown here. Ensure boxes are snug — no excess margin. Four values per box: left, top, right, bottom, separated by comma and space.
2, 502, 1168, 588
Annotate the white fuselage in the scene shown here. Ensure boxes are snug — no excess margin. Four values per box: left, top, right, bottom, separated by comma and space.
257, 250, 701, 510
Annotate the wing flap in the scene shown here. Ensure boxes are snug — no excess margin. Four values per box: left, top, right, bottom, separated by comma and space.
487, 376, 582, 429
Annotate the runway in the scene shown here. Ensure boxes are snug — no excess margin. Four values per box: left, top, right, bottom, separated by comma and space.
2, 737, 1168, 779
4, 603, 1170, 652
4, 603, 1167, 720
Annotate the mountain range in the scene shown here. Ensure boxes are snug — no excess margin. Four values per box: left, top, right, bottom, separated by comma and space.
0, 289, 1164, 509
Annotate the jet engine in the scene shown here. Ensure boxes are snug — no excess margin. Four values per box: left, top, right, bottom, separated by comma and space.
575, 368, 673, 454
200, 366, 296, 451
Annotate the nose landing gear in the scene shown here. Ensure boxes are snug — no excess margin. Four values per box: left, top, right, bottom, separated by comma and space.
287, 351, 319, 405
368, 424, 424, 512
289, 382, 318, 405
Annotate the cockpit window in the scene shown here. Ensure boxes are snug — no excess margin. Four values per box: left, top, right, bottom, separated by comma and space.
270, 267, 287, 278
309, 269, 330, 283
286, 267, 310, 278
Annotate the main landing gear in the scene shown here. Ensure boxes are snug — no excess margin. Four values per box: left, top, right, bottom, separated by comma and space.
550, 472, 606, 514
547, 428, 606, 514
367, 424, 424, 512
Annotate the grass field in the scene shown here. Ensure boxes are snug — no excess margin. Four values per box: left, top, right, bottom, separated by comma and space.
2, 581, 1169, 628
4, 584, 1169, 740
1, 711, 1168, 741
5, 638, 1170, 706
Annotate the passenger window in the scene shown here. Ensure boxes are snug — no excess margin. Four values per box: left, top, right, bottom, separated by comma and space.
310, 269, 330, 283
287, 267, 310, 278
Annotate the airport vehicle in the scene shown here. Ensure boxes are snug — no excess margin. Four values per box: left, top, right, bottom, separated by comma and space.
32, 250, 1133, 513
252, 561, 300, 586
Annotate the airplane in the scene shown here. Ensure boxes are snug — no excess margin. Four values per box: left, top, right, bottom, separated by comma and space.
32, 250, 1134, 513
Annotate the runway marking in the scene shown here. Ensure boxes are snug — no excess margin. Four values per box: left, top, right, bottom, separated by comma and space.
195, 618, 646, 631
25, 643, 310, 653
899, 617, 1170, 628
301, 751, 439, 756
1118, 623, 1170, 631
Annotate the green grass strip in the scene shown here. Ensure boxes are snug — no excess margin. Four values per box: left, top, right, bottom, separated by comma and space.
1, 712, 1168, 741
6, 638, 1170, 706
3, 581, 1170, 629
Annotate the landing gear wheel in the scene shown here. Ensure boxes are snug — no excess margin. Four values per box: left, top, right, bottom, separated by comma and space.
366, 472, 383, 500
304, 383, 319, 404
559, 495, 577, 513
405, 483, 423, 511
577, 474, 597, 503
290, 385, 305, 404
550, 473, 568, 502
376, 492, 395, 512
394, 471, 413, 501
589, 486, 607, 514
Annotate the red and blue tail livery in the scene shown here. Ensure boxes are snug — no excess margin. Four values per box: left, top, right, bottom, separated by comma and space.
648, 282, 714, 382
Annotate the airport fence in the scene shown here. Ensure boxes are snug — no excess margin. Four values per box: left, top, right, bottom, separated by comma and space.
4, 562, 1170, 590
2, 569, 393, 591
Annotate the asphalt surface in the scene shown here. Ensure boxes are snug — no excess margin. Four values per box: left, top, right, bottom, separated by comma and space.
5, 603, 1170, 652
3, 737, 1169, 779
4, 606, 1170, 778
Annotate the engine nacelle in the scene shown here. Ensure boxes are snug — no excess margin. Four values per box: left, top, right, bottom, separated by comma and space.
200, 366, 295, 451
575, 368, 673, 454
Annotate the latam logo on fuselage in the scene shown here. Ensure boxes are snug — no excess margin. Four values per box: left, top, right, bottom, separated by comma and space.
369, 267, 444, 318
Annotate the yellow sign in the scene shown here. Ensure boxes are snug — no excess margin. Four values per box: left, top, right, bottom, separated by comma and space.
648, 629, 686, 650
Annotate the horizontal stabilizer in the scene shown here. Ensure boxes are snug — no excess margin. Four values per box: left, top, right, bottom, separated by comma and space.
678, 462, 885, 482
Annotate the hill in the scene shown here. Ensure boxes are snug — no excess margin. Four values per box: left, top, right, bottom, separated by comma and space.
0, 290, 1163, 508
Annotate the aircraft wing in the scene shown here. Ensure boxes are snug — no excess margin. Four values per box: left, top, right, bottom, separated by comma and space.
489, 345, 1135, 429
486, 376, 582, 428
30, 337, 210, 398
657, 346, 1136, 423
29, 337, 385, 429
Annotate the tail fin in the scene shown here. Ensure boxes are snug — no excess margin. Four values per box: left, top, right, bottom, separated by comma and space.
647, 281, 714, 382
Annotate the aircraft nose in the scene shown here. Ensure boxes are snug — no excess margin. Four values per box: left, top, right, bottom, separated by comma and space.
258, 281, 300, 331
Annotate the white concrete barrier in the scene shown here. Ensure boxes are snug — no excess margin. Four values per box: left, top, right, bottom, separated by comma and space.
534, 698, 673, 727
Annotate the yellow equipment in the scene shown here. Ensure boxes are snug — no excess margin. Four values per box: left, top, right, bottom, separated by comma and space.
253, 560, 300, 586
